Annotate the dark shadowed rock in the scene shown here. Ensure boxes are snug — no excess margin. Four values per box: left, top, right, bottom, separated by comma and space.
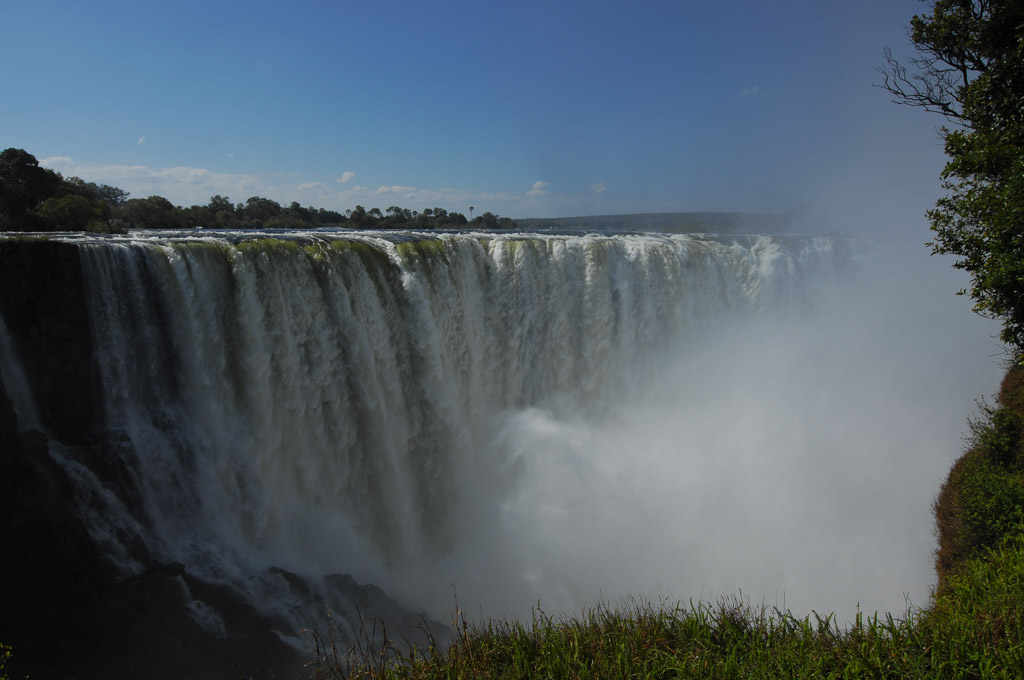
0, 368, 16, 438
0, 428, 116, 680
0, 239, 99, 441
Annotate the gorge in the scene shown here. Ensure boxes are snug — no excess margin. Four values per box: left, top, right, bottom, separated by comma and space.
0, 229, 1002, 679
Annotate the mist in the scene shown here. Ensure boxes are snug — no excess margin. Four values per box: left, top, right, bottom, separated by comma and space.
380, 243, 1003, 625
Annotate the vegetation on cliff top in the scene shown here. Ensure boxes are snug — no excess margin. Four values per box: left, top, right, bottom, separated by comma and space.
0, 149, 516, 233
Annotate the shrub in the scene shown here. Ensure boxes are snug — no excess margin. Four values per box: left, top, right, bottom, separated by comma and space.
934, 365, 1024, 587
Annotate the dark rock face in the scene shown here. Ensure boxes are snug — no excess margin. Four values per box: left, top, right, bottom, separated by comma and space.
0, 369, 16, 438
0, 430, 440, 680
0, 239, 99, 441
0, 239, 307, 679
0, 427, 115, 679
0, 238, 448, 679
0, 239, 109, 675
70, 568, 307, 680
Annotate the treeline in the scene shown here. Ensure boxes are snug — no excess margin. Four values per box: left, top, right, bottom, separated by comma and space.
0, 148, 516, 232
0, 148, 128, 232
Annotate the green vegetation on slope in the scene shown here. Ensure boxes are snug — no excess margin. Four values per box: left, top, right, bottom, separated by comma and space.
936, 366, 1024, 589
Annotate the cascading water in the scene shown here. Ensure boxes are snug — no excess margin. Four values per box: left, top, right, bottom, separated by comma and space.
5, 227, 998, 673
73, 233, 829, 573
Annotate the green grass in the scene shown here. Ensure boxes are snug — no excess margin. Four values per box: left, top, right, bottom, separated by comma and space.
307, 576, 1023, 679
311, 364, 1024, 680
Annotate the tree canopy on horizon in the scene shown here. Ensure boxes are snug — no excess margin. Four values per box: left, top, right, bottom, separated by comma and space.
0, 148, 516, 233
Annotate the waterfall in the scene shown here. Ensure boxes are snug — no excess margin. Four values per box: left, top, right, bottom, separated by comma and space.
2, 229, 870, 639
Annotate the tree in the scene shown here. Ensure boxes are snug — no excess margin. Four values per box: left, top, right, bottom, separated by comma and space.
0, 148, 62, 227
239, 196, 282, 226
204, 195, 238, 228
208, 194, 233, 214
880, 0, 1024, 351
348, 205, 368, 227
475, 211, 500, 229
285, 201, 313, 222
313, 208, 345, 226
36, 194, 102, 231
119, 196, 182, 229
93, 183, 130, 207
63, 176, 128, 208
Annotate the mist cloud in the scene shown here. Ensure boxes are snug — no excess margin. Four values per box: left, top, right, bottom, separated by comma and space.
381, 247, 1003, 625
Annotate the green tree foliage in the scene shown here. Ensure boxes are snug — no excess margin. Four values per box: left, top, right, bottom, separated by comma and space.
880, 0, 1024, 351
208, 194, 233, 214
932, 364, 1024, 594
0, 148, 126, 231
313, 207, 345, 226
347, 204, 368, 227
1, 148, 515, 233
467, 211, 514, 229
0, 148, 62, 227
63, 176, 128, 208
119, 195, 182, 230
36, 194, 104, 231
239, 196, 282, 227
205, 195, 239, 228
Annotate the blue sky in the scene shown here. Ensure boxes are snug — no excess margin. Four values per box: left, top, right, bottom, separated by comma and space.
2, 0, 947, 234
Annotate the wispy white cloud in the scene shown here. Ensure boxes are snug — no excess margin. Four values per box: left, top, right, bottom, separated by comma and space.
590, 182, 607, 194
375, 185, 418, 195
337, 171, 356, 184
740, 85, 765, 97
527, 180, 549, 198
137, 136, 146, 145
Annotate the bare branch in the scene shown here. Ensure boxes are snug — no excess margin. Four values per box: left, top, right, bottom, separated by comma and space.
876, 46, 965, 122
